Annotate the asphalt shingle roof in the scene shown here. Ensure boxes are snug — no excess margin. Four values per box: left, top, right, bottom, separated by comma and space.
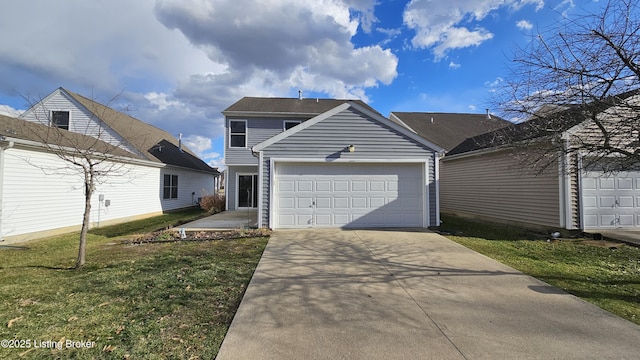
390, 112, 511, 152
223, 96, 379, 116
448, 90, 640, 156
64, 89, 218, 174
0, 113, 136, 158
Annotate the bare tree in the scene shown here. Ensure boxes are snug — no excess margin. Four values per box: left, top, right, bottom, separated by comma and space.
17, 91, 134, 268
492, 0, 640, 172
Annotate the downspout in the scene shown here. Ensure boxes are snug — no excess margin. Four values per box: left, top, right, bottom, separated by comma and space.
0, 137, 15, 241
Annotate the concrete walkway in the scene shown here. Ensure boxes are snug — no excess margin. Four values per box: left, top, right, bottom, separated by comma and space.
216, 229, 640, 360
180, 210, 257, 230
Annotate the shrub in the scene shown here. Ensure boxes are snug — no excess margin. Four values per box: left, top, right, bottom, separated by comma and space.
200, 194, 226, 214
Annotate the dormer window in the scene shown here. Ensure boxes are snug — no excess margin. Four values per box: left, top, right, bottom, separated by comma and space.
230, 120, 247, 147
51, 111, 70, 130
284, 120, 301, 131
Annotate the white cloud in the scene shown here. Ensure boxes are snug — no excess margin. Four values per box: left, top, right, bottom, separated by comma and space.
449, 61, 461, 69
154, 0, 397, 99
403, 0, 544, 60
183, 135, 212, 156
516, 19, 534, 30
0, 0, 405, 171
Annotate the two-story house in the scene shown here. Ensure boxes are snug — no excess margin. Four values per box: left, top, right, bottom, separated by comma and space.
0, 87, 219, 243
223, 96, 444, 229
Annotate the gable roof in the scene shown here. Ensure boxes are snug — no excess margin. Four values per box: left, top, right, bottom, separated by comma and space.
389, 112, 511, 152
253, 101, 445, 153
28, 88, 218, 174
448, 90, 640, 156
223, 96, 380, 117
0, 113, 137, 159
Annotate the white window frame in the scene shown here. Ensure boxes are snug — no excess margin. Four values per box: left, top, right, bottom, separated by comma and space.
283, 120, 301, 131
50, 110, 70, 130
163, 174, 179, 200
229, 119, 247, 148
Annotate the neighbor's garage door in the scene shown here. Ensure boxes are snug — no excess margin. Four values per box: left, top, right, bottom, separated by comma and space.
582, 170, 640, 229
274, 162, 424, 228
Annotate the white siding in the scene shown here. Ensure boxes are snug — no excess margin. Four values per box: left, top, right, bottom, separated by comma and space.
20, 90, 141, 156
1, 146, 214, 242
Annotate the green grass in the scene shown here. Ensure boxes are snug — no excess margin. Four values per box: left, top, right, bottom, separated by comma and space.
438, 214, 640, 325
0, 209, 268, 359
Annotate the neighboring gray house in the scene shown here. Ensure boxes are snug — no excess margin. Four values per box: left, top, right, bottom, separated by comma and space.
439, 95, 640, 231
223, 97, 444, 228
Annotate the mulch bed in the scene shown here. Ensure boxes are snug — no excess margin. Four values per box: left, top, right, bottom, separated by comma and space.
122, 228, 271, 245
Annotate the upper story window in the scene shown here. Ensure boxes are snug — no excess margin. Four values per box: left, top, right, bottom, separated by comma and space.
229, 120, 247, 148
51, 111, 70, 130
284, 120, 301, 131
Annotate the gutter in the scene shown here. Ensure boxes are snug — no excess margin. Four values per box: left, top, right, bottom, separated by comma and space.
0, 136, 16, 241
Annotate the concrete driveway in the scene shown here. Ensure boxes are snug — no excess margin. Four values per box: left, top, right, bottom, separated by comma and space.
216, 229, 640, 360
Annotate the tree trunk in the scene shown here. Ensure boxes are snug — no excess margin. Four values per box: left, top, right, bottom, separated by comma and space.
76, 169, 94, 269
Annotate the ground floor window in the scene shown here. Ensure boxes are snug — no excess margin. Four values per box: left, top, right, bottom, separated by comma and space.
163, 174, 178, 199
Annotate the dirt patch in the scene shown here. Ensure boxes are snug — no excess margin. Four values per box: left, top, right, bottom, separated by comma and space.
575, 239, 626, 249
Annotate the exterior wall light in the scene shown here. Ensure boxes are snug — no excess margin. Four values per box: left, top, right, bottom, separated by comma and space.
348, 144, 355, 153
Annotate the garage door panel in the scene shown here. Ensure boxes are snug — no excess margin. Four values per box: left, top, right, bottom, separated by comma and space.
316, 180, 332, 192
619, 196, 634, 208
275, 162, 424, 228
316, 197, 331, 209
582, 170, 640, 229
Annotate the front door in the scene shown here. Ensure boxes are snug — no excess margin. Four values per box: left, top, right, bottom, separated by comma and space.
238, 174, 258, 208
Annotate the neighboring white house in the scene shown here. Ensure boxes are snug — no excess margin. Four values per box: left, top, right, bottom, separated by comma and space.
223, 97, 444, 229
0, 88, 219, 243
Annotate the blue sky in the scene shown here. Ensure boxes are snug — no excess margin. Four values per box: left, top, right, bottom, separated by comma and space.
0, 0, 603, 168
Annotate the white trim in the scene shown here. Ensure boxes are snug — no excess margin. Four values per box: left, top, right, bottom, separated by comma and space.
2, 136, 164, 168
229, 119, 248, 149
0, 140, 15, 240
269, 158, 430, 228
577, 155, 585, 230
434, 154, 441, 226
253, 102, 445, 153
50, 109, 71, 130
349, 102, 445, 153
257, 151, 264, 227
269, 158, 275, 229
388, 112, 418, 134
267, 157, 429, 164
558, 152, 566, 229
424, 161, 430, 227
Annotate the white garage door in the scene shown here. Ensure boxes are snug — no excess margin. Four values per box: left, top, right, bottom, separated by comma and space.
582, 170, 640, 229
274, 162, 424, 228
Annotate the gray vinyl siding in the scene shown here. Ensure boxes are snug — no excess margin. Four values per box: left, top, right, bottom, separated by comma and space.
441, 149, 561, 228
226, 165, 258, 210
225, 117, 309, 165
258, 107, 438, 227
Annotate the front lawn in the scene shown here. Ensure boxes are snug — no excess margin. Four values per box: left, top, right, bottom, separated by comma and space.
438, 214, 640, 325
0, 209, 268, 359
